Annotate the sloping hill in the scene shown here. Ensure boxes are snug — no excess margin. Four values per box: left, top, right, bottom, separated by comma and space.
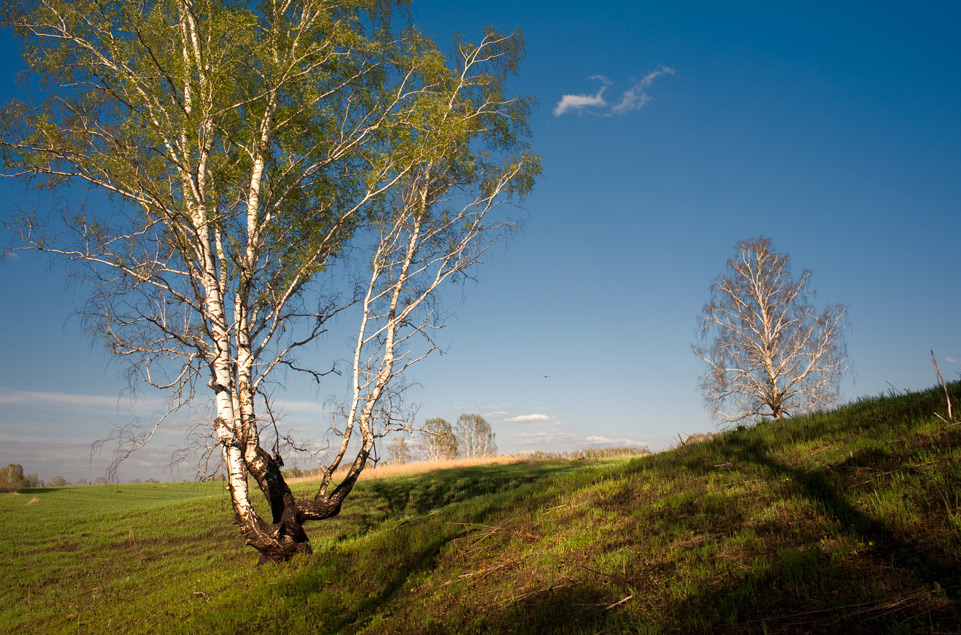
3, 385, 961, 633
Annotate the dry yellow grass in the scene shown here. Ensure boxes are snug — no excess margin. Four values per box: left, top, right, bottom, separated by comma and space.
287, 454, 530, 485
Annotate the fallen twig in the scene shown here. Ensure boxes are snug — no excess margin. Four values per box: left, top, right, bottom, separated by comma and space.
606, 595, 633, 610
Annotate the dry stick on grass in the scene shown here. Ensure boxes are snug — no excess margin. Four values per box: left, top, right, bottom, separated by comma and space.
605, 595, 634, 610
452, 559, 521, 584
575, 563, 632, 586
930, 350, 954, 423
449, 517, 543, 551
571, 594, 635, 610
493, 581, 573, 608
776, 589, 936, 631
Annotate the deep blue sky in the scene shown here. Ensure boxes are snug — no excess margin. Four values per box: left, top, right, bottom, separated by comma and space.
2, 0, 959, 482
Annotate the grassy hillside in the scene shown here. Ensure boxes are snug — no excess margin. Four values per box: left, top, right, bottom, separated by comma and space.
3, 385, 961, 633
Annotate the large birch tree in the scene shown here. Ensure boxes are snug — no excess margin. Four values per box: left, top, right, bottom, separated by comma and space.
693, 237, 848, 424
0, 0, 539, 562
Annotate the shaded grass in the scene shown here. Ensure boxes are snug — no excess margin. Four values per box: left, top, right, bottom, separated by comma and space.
4, 385, 961, 633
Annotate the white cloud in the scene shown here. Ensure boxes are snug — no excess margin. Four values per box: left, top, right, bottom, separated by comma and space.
555, 66, 675, 117
946, 356, 959, 364
585, 435, 649, 448
553, 86, 608, 116
484, 410, 509, 418
505, 413, 552, 423
269, 398, 331, 414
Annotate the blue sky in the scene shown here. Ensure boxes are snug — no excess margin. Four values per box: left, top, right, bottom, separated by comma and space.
1, 0, 960, 482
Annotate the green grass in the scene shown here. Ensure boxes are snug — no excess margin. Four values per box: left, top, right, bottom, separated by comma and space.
3, 385, 961, 633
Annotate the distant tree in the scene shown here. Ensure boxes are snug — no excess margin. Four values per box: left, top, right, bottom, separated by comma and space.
455, 414, 497, 458
0, 464, 40, 491
0, 464, 24, 491
282, 467, 304, 480
49, 476, 69, 487
693, 237, 848, 423
421, 418, 459, 461
387, 437, 413, 465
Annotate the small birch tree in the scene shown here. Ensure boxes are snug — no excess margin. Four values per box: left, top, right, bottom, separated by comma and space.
455, 413, 496, 458
386, 437, 412, 465
1, 0, 538, 562
693, 237, 848, 423
421, 417, 458, 461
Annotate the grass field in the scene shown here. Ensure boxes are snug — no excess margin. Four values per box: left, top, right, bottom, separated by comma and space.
3, 384, 961, 633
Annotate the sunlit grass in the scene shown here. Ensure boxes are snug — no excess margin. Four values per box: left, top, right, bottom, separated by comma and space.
3, 384, 961, 633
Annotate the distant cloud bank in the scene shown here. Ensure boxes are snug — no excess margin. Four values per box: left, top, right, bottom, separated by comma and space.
505, 413, 552, 423
585, 435, 649, 448
554, 66, 675, 117
0, 387, 135, 409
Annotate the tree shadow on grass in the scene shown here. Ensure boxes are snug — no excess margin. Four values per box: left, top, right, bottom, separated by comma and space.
269, 470, 570, 633
360, 461, 584, 518
475, 583, 626, 634
651, 432, 961, 633
473, 426, 961, 634
724, 434, 961, 592
666, 546, 959, 634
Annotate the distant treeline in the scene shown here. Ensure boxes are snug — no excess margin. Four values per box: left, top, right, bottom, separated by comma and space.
0, 464, 170, 489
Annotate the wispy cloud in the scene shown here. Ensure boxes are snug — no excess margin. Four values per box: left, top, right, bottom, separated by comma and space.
553, 86, 608, 116
268, 398, 331, 415
946, 356, 959, 364
514, 429, 647, 451
0, 387, 144, 409
516, 430, 581, 445
611, 66, 676, 114
554, 66, 675, 117
505, 413, 551, 423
